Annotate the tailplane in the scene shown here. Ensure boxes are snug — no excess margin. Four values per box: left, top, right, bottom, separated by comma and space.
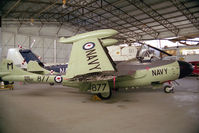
27, 61, 56, 75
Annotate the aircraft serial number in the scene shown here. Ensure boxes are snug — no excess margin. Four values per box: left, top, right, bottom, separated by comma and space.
91, 83, 107, 92
37, 76, 49, 82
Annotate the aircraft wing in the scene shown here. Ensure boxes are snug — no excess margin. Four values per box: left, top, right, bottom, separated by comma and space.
60, 29, 118, 79
66, 37, 116, 79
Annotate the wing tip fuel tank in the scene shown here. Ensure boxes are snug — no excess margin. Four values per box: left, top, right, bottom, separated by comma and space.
101, 39, 118, 47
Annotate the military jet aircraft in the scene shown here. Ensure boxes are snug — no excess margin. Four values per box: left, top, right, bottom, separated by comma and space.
7, 48, 68, 74
0, 29, 193, 99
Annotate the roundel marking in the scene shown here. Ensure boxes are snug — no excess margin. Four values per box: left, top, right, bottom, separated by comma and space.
54, 76, 63, 83
83, 42, 95, 50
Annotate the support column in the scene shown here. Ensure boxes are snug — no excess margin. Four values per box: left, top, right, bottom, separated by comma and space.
54, 39, 56, 63
14, 33, 16, 48
42, 38, 44, 62
158, 39, 161, 48
29, 36, 31, 48
0, 16, 2, 61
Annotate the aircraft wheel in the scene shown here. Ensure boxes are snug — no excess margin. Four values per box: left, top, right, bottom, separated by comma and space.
3, 81, 14, 90
9, 81, 14, 84
164, 85, 174, 93
150, 57, 154, 62
97, 89, 112, 100
49, 83, 54, 86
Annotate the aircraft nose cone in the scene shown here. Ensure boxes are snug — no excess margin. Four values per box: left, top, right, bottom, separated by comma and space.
178, 61, 194, 79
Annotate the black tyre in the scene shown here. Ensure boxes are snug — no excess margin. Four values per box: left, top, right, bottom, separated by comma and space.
3, 81, 14, 90
97, 89, 112, 100
164, 85, 174, 93
49, 83, 54, 86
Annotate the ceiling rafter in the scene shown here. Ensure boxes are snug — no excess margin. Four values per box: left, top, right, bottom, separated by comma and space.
31, 0, 57, 19
55, 0, 99, 20
62, 1, 142, 40
1, 0, 199, 41
55, 5, 139, 41
5, 3, 198, 28
102, 0, 159, 38
70, 6, 142, 40
69, 0, 158, 39
127, 0, 180, 36
170, 0, 199, 30
36, 0, 98, 25
3, 0, 21, 18
108, 12, 199, 33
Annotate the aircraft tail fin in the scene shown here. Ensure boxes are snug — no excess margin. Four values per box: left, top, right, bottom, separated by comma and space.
0, 59, 30, 76
59, 29, 118, 79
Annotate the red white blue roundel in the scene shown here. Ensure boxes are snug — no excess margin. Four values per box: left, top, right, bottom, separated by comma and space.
54, 76, 63, 83
83, 42, 95, 50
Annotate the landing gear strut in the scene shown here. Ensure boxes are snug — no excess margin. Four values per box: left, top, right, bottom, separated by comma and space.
163, 81, 179, 93
164, 85, 174, 93
91, 81, 112, 100
0, 81, 14, 90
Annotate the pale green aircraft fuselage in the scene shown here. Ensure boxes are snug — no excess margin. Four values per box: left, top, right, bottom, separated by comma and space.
0, 59, 179, 87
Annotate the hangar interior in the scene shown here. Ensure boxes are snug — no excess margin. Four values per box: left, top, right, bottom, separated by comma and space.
1, 0, 199, 62
0, 0, 199, 133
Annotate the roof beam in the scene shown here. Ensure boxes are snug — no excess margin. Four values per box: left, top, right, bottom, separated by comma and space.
58, 0, 142, 40
2, 0, 81, 7
54, 4, 139, 41
73, 7, 142, 40
170, 0, 199, 31
68, 0, 159, 39
103, 0, 159, 38
55, 0, 99, 20
32, 0, 57, 19
127, 0, 179, 36
3, 0, 21, 18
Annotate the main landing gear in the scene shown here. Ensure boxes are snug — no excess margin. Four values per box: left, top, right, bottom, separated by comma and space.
97, 88, 112, 100
0, 81, 14, 90
91, 81, 112, 100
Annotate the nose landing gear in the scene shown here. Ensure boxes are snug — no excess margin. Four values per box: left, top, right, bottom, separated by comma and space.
163, 81, 179, 93
164, 85, 174, 93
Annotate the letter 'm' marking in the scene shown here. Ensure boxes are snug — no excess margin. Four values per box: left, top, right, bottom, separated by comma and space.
7, 63, 13, 70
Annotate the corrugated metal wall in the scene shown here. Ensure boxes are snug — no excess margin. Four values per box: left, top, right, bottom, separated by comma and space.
1, 23, 85, 63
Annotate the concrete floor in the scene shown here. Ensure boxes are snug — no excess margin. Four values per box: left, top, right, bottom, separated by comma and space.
0, 77, 199, 133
